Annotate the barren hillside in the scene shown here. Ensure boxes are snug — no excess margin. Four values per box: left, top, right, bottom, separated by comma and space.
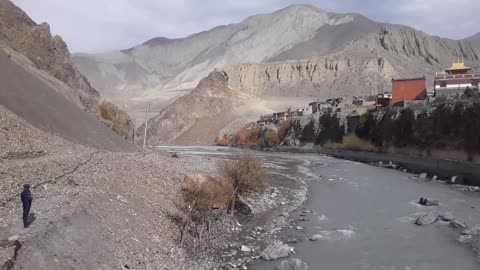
0, 0, 135, 140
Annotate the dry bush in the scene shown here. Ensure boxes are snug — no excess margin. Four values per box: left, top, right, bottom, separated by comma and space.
278, 118, 294, 140
181, 174, 233, 217
265, 130, 280, 146
329, 134, 377, 152
216, 136, 231, 146
219, 154, 268, 195
99, 102, 114, 121
219, 154, 269, 215
180, 174, 233, 245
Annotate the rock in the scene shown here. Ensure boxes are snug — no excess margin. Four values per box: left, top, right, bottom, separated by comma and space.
418, 173, 428, 179
261, 241, 295, 261
457, 235, 473, 244
116, 195, 128, 204
309, 234, 324, 241
234, 199, 253, 217
461, 226, 480, 236
418, 197, 439, 206
415, 212, 438, 226
296, 226, 304, 230
275, 258, 309, 270
7, 235, 19, 242
449, 175, 465, 185
240, 245, 251, 253
437, 212, 454, 222
450, 219, 468, 229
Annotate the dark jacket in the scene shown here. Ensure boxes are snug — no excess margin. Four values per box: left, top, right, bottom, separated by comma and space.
21, 189, 32, 206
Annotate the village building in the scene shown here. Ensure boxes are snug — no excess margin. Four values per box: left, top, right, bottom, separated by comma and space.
391, 77, 427, 106
376, 93, 392, 108
434, 60, 480, 99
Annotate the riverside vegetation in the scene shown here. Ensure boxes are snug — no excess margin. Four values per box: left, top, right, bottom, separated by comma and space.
223, 98, 480, 162
178, 154, 269, 251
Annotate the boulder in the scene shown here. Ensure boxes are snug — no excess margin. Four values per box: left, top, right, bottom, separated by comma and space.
457, 235, 473, 244
240, 245, 251, 253
461, 225, 480, 236
415, 212, 438, 226
418, 173, 428, 179
275, 258, 309, 270
309, 234, 324, 241
418, 197, 439, 206
437, 212, 454, 222
261, 241, 295, 261
233, 198, 253, 217
450, 219, 468, 230
449, 175, 465, 185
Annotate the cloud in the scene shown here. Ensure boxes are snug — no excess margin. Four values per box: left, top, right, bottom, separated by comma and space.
11, 0, 480, 53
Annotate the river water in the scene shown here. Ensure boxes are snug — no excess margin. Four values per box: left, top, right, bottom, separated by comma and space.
160, 147, 480, 270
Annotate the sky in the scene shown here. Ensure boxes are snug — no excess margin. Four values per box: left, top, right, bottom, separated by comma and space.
11, 0, 480, 53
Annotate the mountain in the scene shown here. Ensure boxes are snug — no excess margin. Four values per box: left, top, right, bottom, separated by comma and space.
73, 5, 359, 118
75, 4, 480, 145
465, 32, 480, 46
136, 70, 242, 145
222, 25, 480, 99
0, 0, 136, 147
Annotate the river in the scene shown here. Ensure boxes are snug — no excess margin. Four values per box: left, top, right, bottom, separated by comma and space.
159, 146, 480, 270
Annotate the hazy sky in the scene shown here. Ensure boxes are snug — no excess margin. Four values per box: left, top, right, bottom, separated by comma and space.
11, 0, 480, 53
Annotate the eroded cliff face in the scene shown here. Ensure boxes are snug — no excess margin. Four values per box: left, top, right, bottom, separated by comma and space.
136, 71, 241, 145
0, 0, 134, 139
220, 25, 480, 100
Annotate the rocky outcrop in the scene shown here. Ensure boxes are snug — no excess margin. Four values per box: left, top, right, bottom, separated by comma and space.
0, 0, 135, 139
0, 0, 98, 110
136, 71, 240, 145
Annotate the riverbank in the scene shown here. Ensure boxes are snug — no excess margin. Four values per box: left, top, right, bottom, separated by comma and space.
156, 147, 311, 269
256, 147, 480, 186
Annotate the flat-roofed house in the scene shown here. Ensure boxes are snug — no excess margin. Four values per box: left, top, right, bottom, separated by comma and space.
391, 77, 427, 106
434, 61, 480, 99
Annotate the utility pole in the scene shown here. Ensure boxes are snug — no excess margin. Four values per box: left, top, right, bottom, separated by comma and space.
142, 101, 150, 149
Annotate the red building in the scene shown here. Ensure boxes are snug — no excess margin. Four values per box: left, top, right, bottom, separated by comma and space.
391, 77, 427, 106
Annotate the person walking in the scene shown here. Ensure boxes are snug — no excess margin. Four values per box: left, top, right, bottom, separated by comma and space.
20, 184, 33, 228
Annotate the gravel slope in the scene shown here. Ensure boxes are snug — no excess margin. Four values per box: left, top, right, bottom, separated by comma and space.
0, 105, 218, 269
0, 51, 136, 152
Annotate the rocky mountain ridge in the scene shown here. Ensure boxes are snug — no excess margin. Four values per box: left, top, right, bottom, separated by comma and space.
136, 71, 245, 146
72, 5, 358, 106
0, 0, 135, 142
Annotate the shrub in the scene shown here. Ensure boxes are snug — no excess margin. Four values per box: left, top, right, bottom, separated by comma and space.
278, 118, 294, 140
265, 130, 280, 146
99, 102, 113, 121
315, 108, 345, 145
219, 154, 269, 214
180, 174, 233, 245
216, 135, 231, 146
329, 134, 377, 152
181, 174, 233, 217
